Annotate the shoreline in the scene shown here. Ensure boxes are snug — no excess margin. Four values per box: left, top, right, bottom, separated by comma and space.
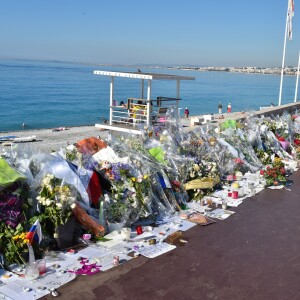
0, 123, 96, 134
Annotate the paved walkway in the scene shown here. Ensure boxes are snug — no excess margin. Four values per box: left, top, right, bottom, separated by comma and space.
42, 171, 300, 300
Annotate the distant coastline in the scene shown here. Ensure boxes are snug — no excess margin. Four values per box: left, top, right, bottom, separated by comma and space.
172, 66, 297, 76
96, 63, 298, 76
92, 63, 298, 76
1, 58, 297, 76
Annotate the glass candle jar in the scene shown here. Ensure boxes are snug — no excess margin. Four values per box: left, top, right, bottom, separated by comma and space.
25, 262, 40, 280
222, 199, 227, 210
232, 190, 239, 199
136, 225, 143, 235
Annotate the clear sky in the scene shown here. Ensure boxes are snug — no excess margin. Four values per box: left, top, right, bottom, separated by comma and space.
0, 0, 299, 67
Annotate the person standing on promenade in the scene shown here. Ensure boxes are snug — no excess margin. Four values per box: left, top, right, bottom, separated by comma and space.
218, 102, 222, 114
227, 103, 232, 113
184, 107, 190, 118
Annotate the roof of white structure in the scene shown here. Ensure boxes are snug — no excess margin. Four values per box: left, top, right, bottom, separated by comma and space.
93, 70, 195, 81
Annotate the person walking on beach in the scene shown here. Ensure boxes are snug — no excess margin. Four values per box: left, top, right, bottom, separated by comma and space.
227, 103, 232, 113
184, 107, 190, 118
218, 102, 222, 114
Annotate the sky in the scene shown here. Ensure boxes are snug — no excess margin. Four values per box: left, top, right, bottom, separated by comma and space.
0, 0, 299, 67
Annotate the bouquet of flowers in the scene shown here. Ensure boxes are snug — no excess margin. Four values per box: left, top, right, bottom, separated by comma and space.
184, 160, 220, 200
0, 222, 30, 265
103, 162, 152, 225
105, 192, 129, 224
254, 147, 273, 165
36, 174, 77, 236
263, 158, 287, 186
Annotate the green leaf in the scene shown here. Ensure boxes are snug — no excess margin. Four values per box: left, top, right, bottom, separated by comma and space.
94, 237, 112, 242
148, 147, 165, 163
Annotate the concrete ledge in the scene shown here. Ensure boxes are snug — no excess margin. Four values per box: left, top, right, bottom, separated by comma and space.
95, 123, 143, 135
255, 102, 300, 118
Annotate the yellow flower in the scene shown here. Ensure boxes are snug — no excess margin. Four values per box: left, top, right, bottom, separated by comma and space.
23, 239, 30, 244
274, 157, 282, 163
131, 177, 136, 182
193, 164, 200, 172
12, 235, 19, 240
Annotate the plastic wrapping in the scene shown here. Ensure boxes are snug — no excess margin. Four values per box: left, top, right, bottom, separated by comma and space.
0, 157, 29, 228
2, 111, 300, 253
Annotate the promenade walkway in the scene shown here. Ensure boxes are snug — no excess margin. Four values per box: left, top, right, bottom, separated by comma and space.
43, 170, 300, 300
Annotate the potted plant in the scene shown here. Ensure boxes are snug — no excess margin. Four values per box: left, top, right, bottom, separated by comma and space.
263, 158, 287, 187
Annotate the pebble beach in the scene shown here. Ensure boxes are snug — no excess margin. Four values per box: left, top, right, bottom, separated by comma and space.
0, 126, 108, 153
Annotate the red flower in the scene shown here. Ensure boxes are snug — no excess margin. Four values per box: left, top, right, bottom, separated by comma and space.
233, 158, 244, 165
280, 167, 286, 174
294, 139, 300, 145
171, 180, 181, 187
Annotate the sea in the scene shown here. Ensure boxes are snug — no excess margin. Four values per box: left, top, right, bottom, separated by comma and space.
0, 59, 298, 132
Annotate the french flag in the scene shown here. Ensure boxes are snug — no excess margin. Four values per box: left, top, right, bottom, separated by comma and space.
26, 219, 42, 244
68, 162, 102, 207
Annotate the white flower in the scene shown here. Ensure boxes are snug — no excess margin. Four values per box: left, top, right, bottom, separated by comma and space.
36, 195, 43, 202
53, 233, 58, 238
60, 194, 67, 202
45, 184, 53, 193
70, 203, 76, 209
56, 202, 62, 209
45, 199, 52, 206
42, 177, 51, 186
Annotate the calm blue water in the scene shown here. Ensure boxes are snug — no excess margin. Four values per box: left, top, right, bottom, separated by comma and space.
0, 59, 297, 132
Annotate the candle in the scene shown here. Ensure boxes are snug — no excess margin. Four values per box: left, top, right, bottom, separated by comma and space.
136, 225, 143, 235
222, 199, 227, 210
232, 190, 239, 199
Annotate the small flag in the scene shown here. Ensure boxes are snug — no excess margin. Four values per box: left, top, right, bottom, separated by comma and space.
26, 219, 42, 244
288, 0, 295, 40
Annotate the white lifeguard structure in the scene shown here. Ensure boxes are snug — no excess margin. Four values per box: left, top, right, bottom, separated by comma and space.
94, 70, 195, 136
